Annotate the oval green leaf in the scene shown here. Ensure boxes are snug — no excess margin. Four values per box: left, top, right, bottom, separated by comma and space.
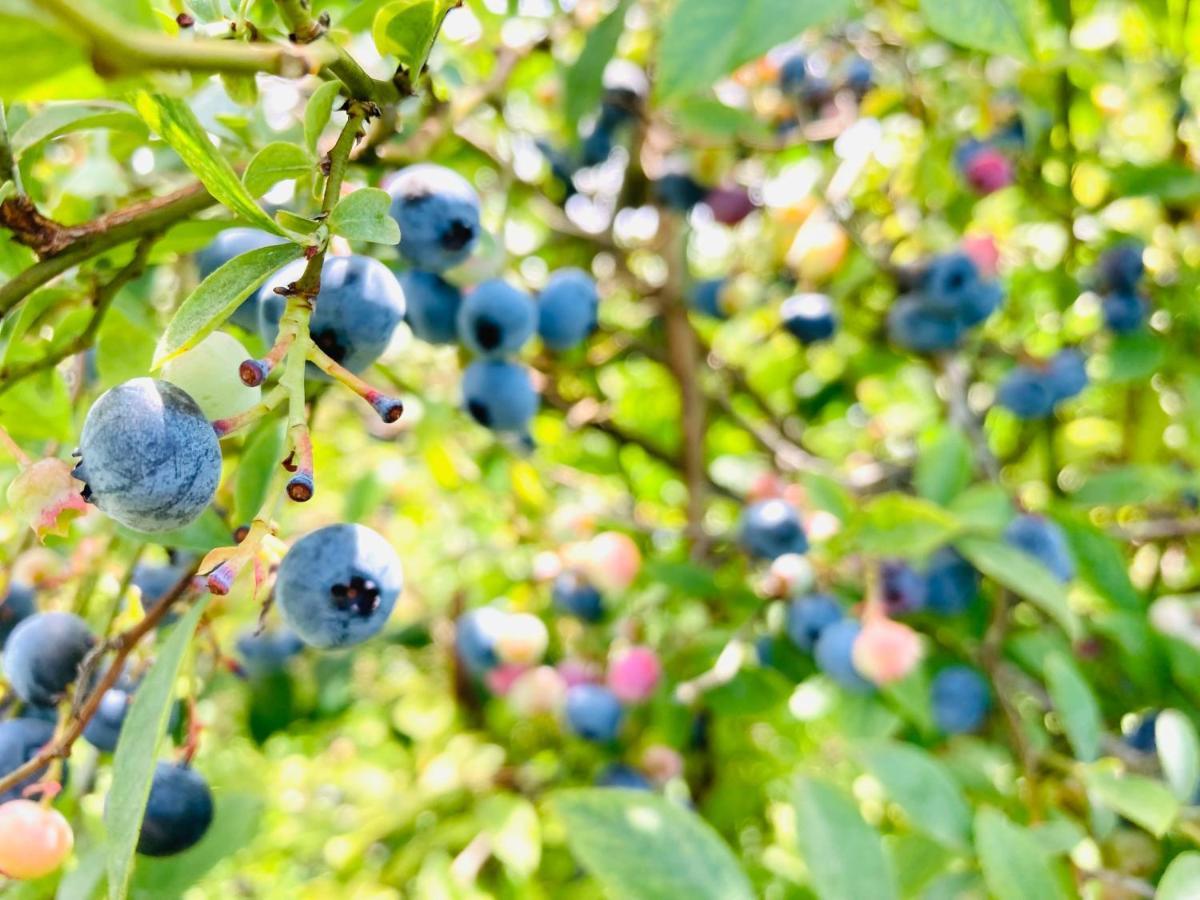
793, 776, 898, 900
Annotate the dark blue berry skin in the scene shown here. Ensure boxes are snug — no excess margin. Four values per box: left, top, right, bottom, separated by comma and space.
1004, 514, 1075, 583
931, 666, 991, 734
457, 279, 537, 358
1046, 349, 1088, 402
82, 674, 183, 753
1124, 712, 1158, 753
275, 524, 403, 649
1102, 291, 1147, 334
781, 293, 837, 344
135, 763, 215, 857
778, 54, 809, 94
953, 138, 986, 174
785, 593, 843, 652
843, 56, 873, 96
690, 279, 726, 319
0, 581, 35, 647
196, 228, 287, 330
597, 764, 651, 790
259, 256, 406, 375
0, 718, 57, 802
565, 684, 625, 742
924, 548, 978, 615
956, 280, 1003, 327
235, 628, 305, 678
386, 164, 482, 272
1098, 241, 1145, 294
75, 379, 222, 534
552, 571, 604, 622
996, 368, 1057, 420
456, 607, 501, 675
581, 124, 615, 167
881, 560, 928, 615
399, 270, 462, 345
814, 619, 873, 693
922, 252, 981, 315
3, 612, 96, 707
738, 499, 809, 560
887, 295, 964, 353
654, 174, 708, 212
462, 360, 538, 434
538, 269, 599, 351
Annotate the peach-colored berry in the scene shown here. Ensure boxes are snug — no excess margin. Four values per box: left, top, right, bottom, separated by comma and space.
0, 800, 73, 880
485, 663, 529, 696
852, 616, 923, 686
642, 744, 684, 783
493, 612, 549, 666
508, 665, 568, 716
585, 532, 641, 592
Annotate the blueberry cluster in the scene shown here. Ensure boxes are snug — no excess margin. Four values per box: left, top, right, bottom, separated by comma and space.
888, 251, 1003, 353
777, 49, 874, 123
996, 349, 1088, 420
1097, 241, 1149, 334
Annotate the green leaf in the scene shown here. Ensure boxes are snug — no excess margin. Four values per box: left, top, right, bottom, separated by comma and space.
551, 789, 754, 900
1159, 852, 1200, 900
974, 808, 1069, 900
56, 842, 107, 900
1070, 464, 1190, 507
668, 97, 773, 141
656, 0, 853, 100
1083, 768, 1180, 837
326, 188, 401, 244
564, 0, 631, 125
859, 742, 971, 850
918, 0, 1034, 60
117, 508, 231, 554
1043, 651, 1101, 762
153, 242, 300, 368
234, 421, 285, 524
1055, 512, 1142, 612
243, 142, 314, 197
303, 80, 342, 154
1157, 710, 1200, 802
956, 536, 1081, 639
105, 594, 211, 900
372, 0, 456, 75
11, 101, 145, 158
0, 369, 71, 441
847, 493, 961, 559
793, 776, 897, 900
478, 794, 540, 879
132, 92, 281, 235
1110, 163, 1200, 204
914, 425, 972, 506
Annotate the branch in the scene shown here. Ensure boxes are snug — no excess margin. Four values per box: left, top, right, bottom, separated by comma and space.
272, 0, 402, 102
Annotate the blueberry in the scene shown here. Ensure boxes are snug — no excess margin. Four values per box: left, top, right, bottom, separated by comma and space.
0, 718, 57, 803
3, 612, 96, 707
653, 173, 708, 212
781, 293, 837, 344
922, 252, 980, 314
74, 379, 222, 533
275, 524, 403, 649
0, 581, 35, 647
552, 571, 604, 622
457, 279, 536, 357
1045, 349, 1087, 402
785, 593, 843, 651
82, 673, 182, 753
581, 123, 615, 167
597, 763, 651, 790
1124, 712, 1158, 753
462, 359, 538, 434
1004, 514, 1074, 583
923, 547, 978, 614
956, 280, 1003, 328
398, 270, 462, 345
386, 164, 482, 272
456, 607, 503, 675
930, 666, 991, 734
195, 228, 287, 330
814, 619, 873, 693
996, 368, 1056, 420
1102, 291, 1147, 334
135, 762, 214, 857
779, 54, 809, 94
880, 560, 927, 615
843, 55, 873, 96
801, 75, 834, 109
564, 683, 624, 742
259, 255, 406, 375
690, 279, 727, 319
887, 295, 964, 353
1098, 241, 1144, 294
235, 628, 305, 677
538, 269, 600, 351
738, 499, 809, 560
132, 562, 187, 616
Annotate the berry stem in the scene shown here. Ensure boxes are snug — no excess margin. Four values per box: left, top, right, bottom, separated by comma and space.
211, 385, 287, 438
0, 423, 30, 465
307, 345, 403, 423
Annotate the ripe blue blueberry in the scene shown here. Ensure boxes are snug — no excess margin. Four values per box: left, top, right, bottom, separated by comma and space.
738, 499, 809, 560
195, 228, 287, 330
814, 619, 873, 693
922, 252, 980, 314
1123, 712, 1158, 753
956, 280, 1003, 327
778, 54, 809, 94
781, 293, 837, 344
785, 593, 843, 652
1046, 349, 1088, 402
74, 378, 222, 534
0, 718, 57, 803
3, 612, 96, 707
537, 269, 599, 351
135, 762, 215, 857
881, 560, 927, 615
398, 270, 462, 345
596, 764, 651, 790
1004, 514, 1074, 583
275, 524, 403, 649
552, 571, 604, 622
0, 580, 35, 647
462, 360, 539, 434
456, 607, 503, 675
581, 123, 615, 167
83, 673, 181, 753
458, 280, 536, 357
565, 684, 625, 742
386, 164, 482, 272
259, 256, 406, 374
923, 547, 978, 614
690, 279, 727, 319
887, 295, 964, 353
930, 666, 991, 734
132, 562, 188, 617
996, 368, 1057, 420
235, 628, 305, 678
1102, 291, 1147, 334
843, 56, 873, 96
1098, 241, 1144, 293
653, 173, 708, 212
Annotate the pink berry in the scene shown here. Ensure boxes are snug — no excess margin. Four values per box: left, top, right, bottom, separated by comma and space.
705, 185, 757, 226
963, 147, 1013, 194
558, 658, 601, 688
486, 663, 529, 696
607, 646, 662, 703
586, 532, 641, 592
961, 234, 1000, 278
0, 800, 73, 880
851, 615, 923, 686
642, 744, 684, 783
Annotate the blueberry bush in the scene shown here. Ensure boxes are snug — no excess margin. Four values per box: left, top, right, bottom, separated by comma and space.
1, 0, 1200, 897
